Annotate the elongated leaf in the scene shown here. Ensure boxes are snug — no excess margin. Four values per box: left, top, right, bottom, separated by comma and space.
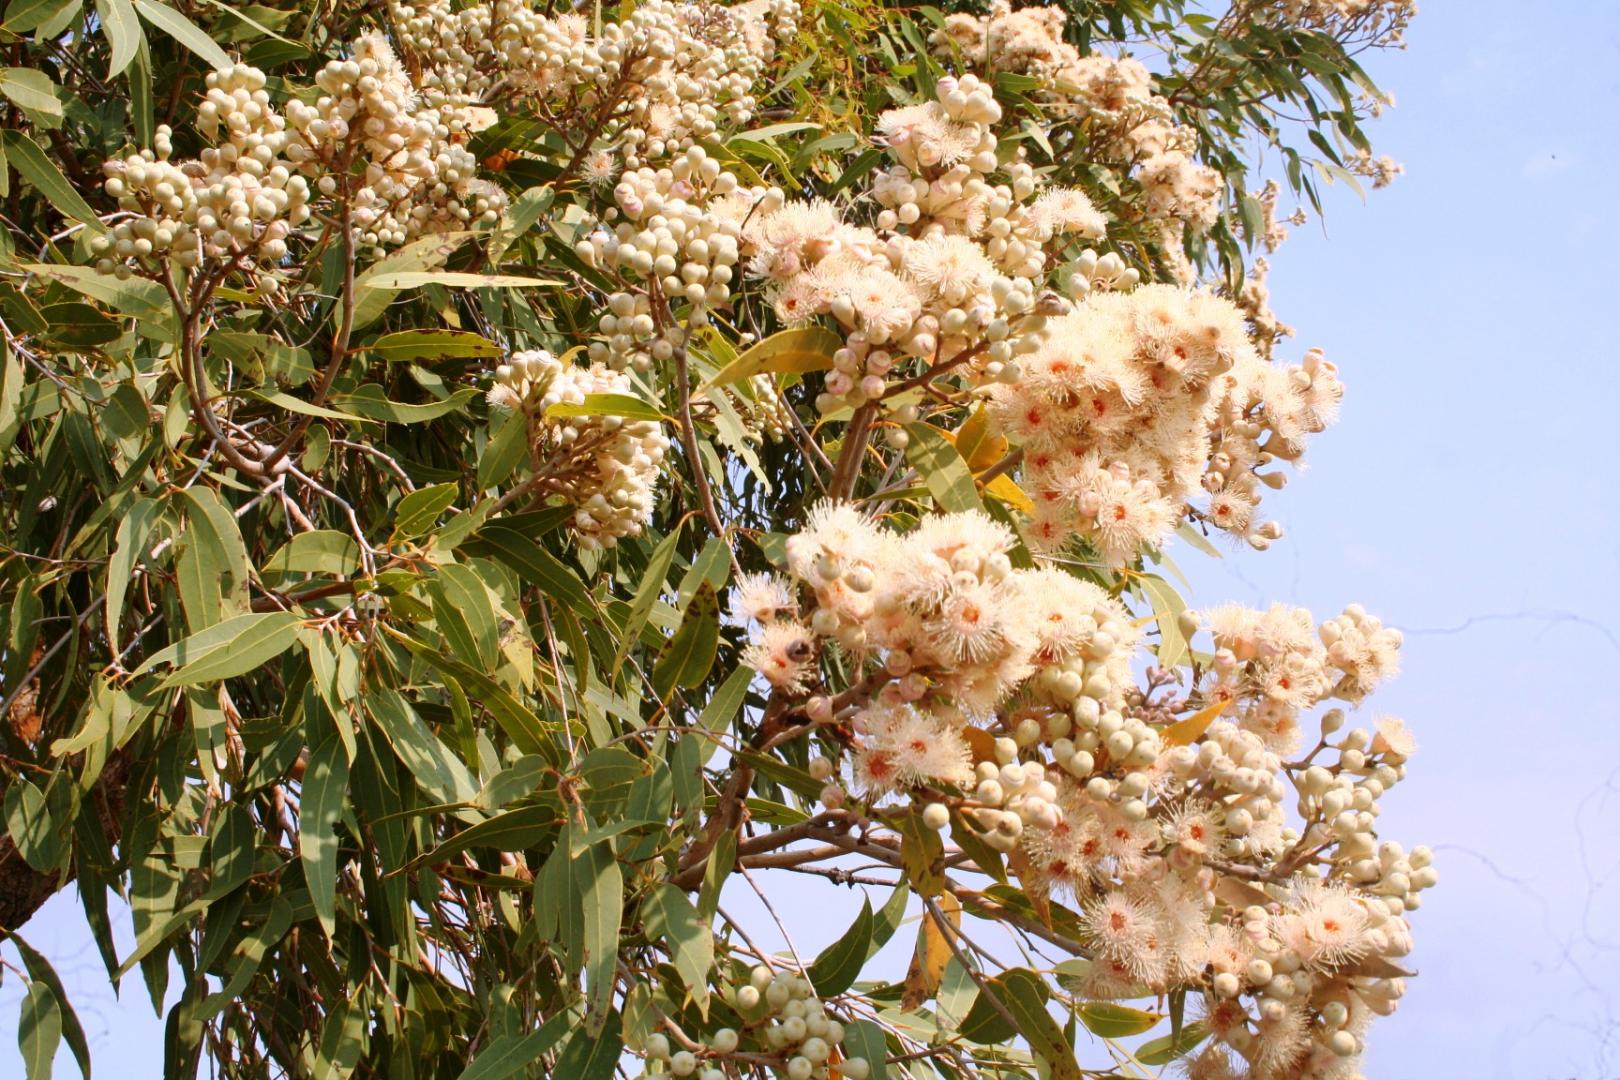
807, 895, 872, 997
10, 936, 89, 1080
550, 1011, 621, 1080
612, 526, 679, 672
392, 483, 457, 540
333, 384, 480, 423
1077, 1001, 1162, 1038
364, 329, 503, 362
106, 496, 162, 648
4, 135, 105, 230
840, 1020, 886, 1080
543, 393, 665, 422
155, 612, 301, 688
300, 728, 349, 937
641, 884, 713, 1013
651, 583, 719, 699
367, 688, 479, 805
0, 67, 62, 118
130, 0, 230, 67
1136, 1021, 1210, 1066
472, 525, 589, 611
362, 271, 562, 290
17, 982, 61, 1080
702, 326, 842, 387
21, 263, 169, 322
1161, 698, 1227, 746
456, 1013, 571, 1080
905, 423, 984, 513
579, 841, 623, 1033
262, 530, 361, 577
95, 0, 143, 76
419, 806, 557, 866
1136, 572, 1189, 669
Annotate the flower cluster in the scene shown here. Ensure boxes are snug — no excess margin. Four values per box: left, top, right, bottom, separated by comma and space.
93, 36, 508, 282
389, 0, 798, 167
983, 285, 1343, 564
580, 145, 759, 370
487, 350, 670, 548
94, 66, 314, 290
282, 32, 505, 252
639, 967, 872, 1079
733, 507, 1430, 1079
932, 1, 1223, 239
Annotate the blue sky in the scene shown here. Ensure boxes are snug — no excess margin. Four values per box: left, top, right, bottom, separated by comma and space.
5, 2, 1620, 1076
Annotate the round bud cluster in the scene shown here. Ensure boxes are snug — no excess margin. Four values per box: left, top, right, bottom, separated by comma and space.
701, 372, 793, 444
639, 967, 871, 1080
581, 148, 753, 370
1064, 248, 1141, 297
969, 737, 1063, 850
1160, 722, 1291, 859
284, 33, 504, 252
95, 64, 313, 290
929, 2, 1223, 237
487, 350, 669, 549
390, 0, 799, 168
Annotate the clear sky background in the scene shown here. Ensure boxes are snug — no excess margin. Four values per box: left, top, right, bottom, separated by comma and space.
5, 2, 1620, 1076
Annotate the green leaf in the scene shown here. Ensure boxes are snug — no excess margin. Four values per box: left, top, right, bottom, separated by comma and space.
20, 264, 169, 322
456, 1013, 571, 1080
94, 0, 143, 77
543, 393, 665, 422
9, 936, 90, 1080
419, 805, 557, 865
986, 970, 1083, 1079
1135, 573, 1189, 670
367, 687, 480, 805
155, 611, 301, 688
429, 562, 499, 671
4, 0, 79, 35
299, 726, 349, 937
332, 384, 480, 423
904, 423, 984, 513
641, 884, 713, 1013
105, 496, 163, 647
262, 530, 361, 577
841, 1021, 886, 1080
694, 663, 751, 765
471, 525, 589, 611
17, 982, 62, 1080
0, 67, 62, 118
478, 407, 529, 490
486, 184, 554, 262
579, 840, 623, 1033
363, 329, 503, 363
701, 326, 842, 388
130, 0, 232, 68
611, 525, 679, 672
4, 137, 106, 230
361, 271, 563, 290
343, 232, 473, 331
807, 895, 872, 997
651, 583, 720, 699
1136, 1021, 1209, 1066
1077, 1001, 1163, 1039
392, 483, 458, 540
549, 1010, 621, 1080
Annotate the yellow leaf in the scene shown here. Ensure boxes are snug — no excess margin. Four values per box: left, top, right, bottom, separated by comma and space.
701, 327, 843, 388
954, 403, 1006, 471
902, 892, 960, 1010
1161, 698, 1228, 746
983, 473, 1034, 515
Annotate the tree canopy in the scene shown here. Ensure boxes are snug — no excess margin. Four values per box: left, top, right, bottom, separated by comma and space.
0, 0, 1429, 1076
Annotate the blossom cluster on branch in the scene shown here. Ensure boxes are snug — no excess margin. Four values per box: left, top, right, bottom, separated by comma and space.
739, 507, 1432, 1079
